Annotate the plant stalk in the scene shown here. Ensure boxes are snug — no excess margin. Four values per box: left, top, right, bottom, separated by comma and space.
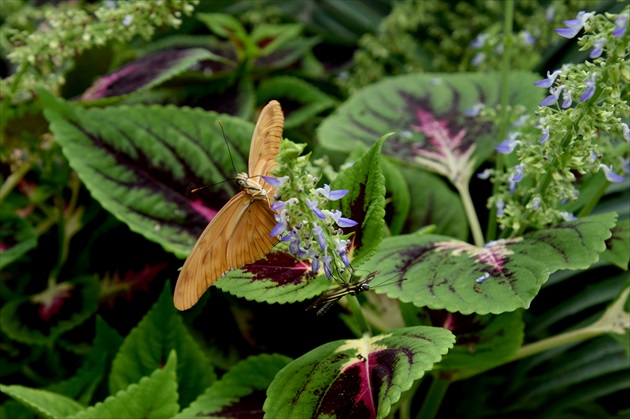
415, 376, 450, 419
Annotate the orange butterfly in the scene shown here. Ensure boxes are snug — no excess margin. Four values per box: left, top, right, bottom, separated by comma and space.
174, 101, 284, 310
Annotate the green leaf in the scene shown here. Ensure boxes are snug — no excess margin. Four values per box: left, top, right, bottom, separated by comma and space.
264, 326, 454, 419
0, 384, 85, 419
0, 275, 99, 345
601, 218, 629, 270
176, 353, 291, 417
40, 90, 256, 258
74, 350, 179, 419
435, 311, 524, 371
109, 282, 216, 407
329, 134, 389, 267
80, 48, 225, 101
0, 214, 37, 269
197, 13, 255, 57
362, 213, 617, 314
318, 72, 541, 177
258, 76, 337, 129
400, 167, 468, 239
381, 158, 410, 236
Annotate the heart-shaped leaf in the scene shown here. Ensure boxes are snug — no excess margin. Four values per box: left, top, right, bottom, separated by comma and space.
318, 72, 542, 181
176, 353, 291, 417
41, 90, 255, 258
601, 218, 629, 270
0, 384, 85, 419
362, 213, 617, 314
264, 326, 455, 419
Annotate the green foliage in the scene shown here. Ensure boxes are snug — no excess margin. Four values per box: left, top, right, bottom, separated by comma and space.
1, 1, 628, 418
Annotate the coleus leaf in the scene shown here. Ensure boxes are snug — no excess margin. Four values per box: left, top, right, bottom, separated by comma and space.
264, 326, 455, 419
80, 48, 226, 101
361, 213, 617, 314
175, 353, 291, 417
74, 350, 179, 419
258, 76, 337, 130
0, 214, 37, 269
601, 218, 629, 270
0, 384, 85, 419
0, 275, 99, 345
109, 282, 216, 408
40, 90, 255, 258
318, 72, 541, 183
329, 134, 389, 267
215, 247, 332, 304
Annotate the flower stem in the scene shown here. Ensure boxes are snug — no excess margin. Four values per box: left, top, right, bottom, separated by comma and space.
456, 181, 485, 247
0, 159, 33, 203
346, 294, 372, 337
415, 376, 450, 419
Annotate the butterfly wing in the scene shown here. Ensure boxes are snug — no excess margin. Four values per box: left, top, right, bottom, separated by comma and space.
174, 192, 279, 310
249, 100, 284, 195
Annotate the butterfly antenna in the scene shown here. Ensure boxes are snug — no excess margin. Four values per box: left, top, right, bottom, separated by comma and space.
218, 120, 239, 176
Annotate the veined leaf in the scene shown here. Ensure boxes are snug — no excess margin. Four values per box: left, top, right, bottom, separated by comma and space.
264, 326, 454, 419
0, 214, 37, 269
176, 353, 291, 417
80, 48, 227, 101
0, 385, 85, 419
329, 134, 389, 267
361, 213, 617, 314
601, 218, 629, 270
109, 282, 216, 407
41, 90, 255, 258
73, 350, 179, 419
318, 72, 541, 182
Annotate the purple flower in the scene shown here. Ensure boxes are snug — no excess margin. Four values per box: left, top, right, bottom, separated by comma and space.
311, 225, 326, 251
561, 89, 573, 108
509, 164, 524, 193
521, 31, 536, 46
269, 210, 288, 237
513, 115, 529, 127
475, 273, 490, 284
472, 52, 485, 67
310, 250, 320, 274
545, 6, 555, 22
613, 13, 628, 38
599, 164, 625, 183
580, 73, 597, 102
306, 199, 326, 219
560, 212, 577, 222
122, 15, 133, 26
539, 126, 550, 143
555, 11, 593, 39
621, 158, 629, 174
496, 199, 505, 216
540, 86, 564, 107
271, 201, 285, 211
471, 33, 488, 48
335, 239, 351, 268
322, 255, 333, 280
496, 132, 520, 154
328, 210, 358, 228
535, 70, 562, 88
532, 196, 541, 210
590, 38, 604, 59
316, 184, 348, 201
262, 175, 289, 188
464, 102, 484, 117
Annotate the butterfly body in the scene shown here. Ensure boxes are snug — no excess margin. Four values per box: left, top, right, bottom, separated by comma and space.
174, 101, 284, 310
307, 271, 381, 316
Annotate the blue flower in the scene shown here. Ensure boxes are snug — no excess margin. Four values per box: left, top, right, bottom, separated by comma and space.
513, 115, 529, 127
545, 5, 555, 22
322, 255, 333, 280
540, 86, 564, 107
561, 89, 573, 108
599, 164, 625, 183
535, 69, 562, 89
327, 210, 358, 228
464, 102, 484, 117
471, 52, 486, 67
509, 164, 524, 193
555, 11, 593, 39
560, 212, 577, 221
580, 73, 597, 102
306, 198, 326, 219
475, 272, 490, 284
589, 38, 604, 59
334, 239, 351, 268
496, 132, 520, 154
496, 199, 505, 216
316, 184, 348, 201
477, 168, 492, 180
539, 126, 550, 143
262, 175, 289, 188
532, 196, 541, 210
521, 30, 536, 45
613, 13, 628, 38
309, 249, 320, 274
311, 225, 326, 251
470, 33, 488, 48
269, 210, 288, 237
621, 123, 629, 142
621, 158, 629, 174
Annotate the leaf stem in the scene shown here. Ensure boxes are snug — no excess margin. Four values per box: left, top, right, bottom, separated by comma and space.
577, 177, 609, 217
346, 295, 371, 337
415, 376, 450, 419
456, 181, 484, 247
0, 159, 33, 203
